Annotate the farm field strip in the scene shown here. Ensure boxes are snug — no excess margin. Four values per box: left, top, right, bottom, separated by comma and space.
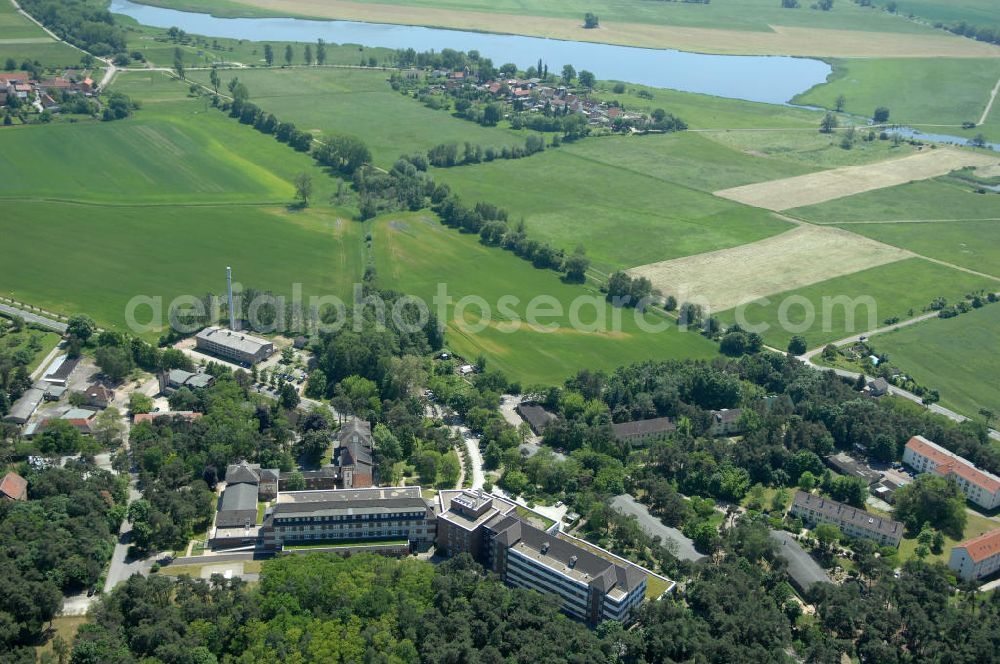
132, 0, 1000, 57
627, 224, 912, 314
714, 149, 999, 211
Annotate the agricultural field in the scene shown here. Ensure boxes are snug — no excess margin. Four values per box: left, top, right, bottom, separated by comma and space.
629, 224, 910, 314
715, 148, 998, 211
186, 66, 526, 166
130, 0, 1000, 57
372, 213, 719, 385
715, 257, 996, 349
892, 0, 1000, 31
0, 72, 364, 336
793, 58, 1000, 125
874, 304, 1000, 425
0, 0, 82, 66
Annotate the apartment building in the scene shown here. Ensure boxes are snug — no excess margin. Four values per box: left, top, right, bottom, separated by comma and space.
949, 528, 1000, 582
260, 486, 435, 551
903, 435, 1000, 510
436, 490, 650, 625
790, 491, 904, 547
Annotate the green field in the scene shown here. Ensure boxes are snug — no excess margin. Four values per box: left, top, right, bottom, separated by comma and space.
893, 0, 1000, 31
372, 213, 718, 385
436, 143, 793, 271
0, 0, 82, 67
717, 258, 997, 349
874, 304, 1000, 419
187, 67, 527, 166
706, 128, 919, 170
0, 72, 364, 335
794, 58, 1000, 124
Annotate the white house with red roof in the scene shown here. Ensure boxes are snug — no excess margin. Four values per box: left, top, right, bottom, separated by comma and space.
949, 528, 1000, 581
903, 435, 1000, 510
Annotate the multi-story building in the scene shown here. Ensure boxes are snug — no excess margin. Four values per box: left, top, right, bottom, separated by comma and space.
903, 435, 1000, 510
195, 326, 274, 365
436, 490, 651, 626
336, 418, 375, 488
949, 528, 1000, 582
260, 486, 435, 551
790, 491, 904, 547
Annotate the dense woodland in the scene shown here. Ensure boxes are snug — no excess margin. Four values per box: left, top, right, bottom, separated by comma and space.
0, 463, 126, 661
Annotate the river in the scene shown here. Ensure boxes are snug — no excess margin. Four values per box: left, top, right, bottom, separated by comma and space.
110, 0, 831, 105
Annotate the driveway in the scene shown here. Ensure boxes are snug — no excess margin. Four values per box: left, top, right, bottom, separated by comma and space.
611, 494, 706, 562
458, 427, 485, 490
103, 480, 157, 593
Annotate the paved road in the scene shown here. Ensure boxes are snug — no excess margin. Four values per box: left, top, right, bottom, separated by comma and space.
0, 302, 67, 333
168, 551, 273, 566
770, 530, 832, 591
980, 75, 1000, 126
103, 481, 157, 593
461, 428, 485, 490
611, 494, 706, 562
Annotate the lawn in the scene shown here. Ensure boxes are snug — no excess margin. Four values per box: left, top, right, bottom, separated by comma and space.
372, 213, 719, 385
34, 615, 89, 661
873, 304, 1000, 419
897, 509, 999, 564
892, 0, 1000, 31
716, 257, 997, 349
435, 145, 792, 271
0, 72, 365, 336
706, 129, 919, 171
0, 323, 61, 371
186, 66, 526, 167
793, 58, 1000, 125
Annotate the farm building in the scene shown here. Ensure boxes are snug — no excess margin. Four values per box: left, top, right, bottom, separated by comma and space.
4, 387, 44, 424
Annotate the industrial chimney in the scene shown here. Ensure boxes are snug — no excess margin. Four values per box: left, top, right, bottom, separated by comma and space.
227, 266, 238, 331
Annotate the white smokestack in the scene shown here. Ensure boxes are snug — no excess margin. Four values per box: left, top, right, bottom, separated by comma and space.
227, 266, 238, 331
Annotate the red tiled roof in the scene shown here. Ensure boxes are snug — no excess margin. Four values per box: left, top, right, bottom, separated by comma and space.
0, 472, 28, 501
956, 527, 1000, 563
906, 435, 1000, 493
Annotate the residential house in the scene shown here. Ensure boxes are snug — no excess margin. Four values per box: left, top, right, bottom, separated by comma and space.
949, 528, 1000, 581
79, 383, 114, 409
710, 408, 743, 436
516, 403, 556, 435
611, 417, 676, 445
159, 368, 216, 394
903, 435, 1000, 510
865, 377, 890, 397
0, 472, 28, 501
790, 491, 904, 547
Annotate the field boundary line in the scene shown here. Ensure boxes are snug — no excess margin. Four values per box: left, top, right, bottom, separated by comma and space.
980, 75, 1000, 126
0, 196, 292, 208
827, 217, 1000, 225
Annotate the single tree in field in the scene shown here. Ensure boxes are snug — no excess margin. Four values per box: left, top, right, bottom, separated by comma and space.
820, 112, 838, 133
563, 246, 590, 283
173, 47, 185, 80
834, 93, 846, 112
316, 38, 327, 65
787, 336, 807, 355
209, 66, 220, 94
584, 12, 599, 29
873, 106, 890, 123
561, 64, 576, 84
578, 70, 596, 89
304, 44, 313, 65
285, 44, 294, 66
294, 172, 313, 206
263, 43, 274, 66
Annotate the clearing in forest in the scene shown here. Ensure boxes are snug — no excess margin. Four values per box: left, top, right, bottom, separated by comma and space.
627, 224, 911, 314
713, 149, 999, 211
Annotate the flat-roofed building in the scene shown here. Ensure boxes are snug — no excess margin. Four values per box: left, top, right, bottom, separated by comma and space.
790, 490, 903, 547
487, 519, 647, 626
260, 486, 435, 550
436, 489, 519, 560
195, 326, 274, 365
949, 528, 1000, 581
903, 435, 1000, 510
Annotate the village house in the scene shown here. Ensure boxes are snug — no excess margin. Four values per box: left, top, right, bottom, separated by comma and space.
865, 377, 890, 397
949, 528, 1000, 581
79, 383, 114, 409
903, 435, 1000, 510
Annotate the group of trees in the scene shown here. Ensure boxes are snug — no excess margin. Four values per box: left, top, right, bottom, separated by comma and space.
0, 463, 126, 662
604, 272, 658, 309
425, 135, 548, 168
20, 0, 126, 56
223, 80, 314, 152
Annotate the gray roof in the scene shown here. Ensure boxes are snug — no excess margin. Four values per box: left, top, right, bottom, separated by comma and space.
6, 388, 44, 422
824, 453, 882, 486
611, 417, 676, 440
216, 487, 258, 527
272, 496, 428, 519
196, 326, 272, 355
792, 491, 903, 540
770, 530, 831, 592
168, 369, 194, 385
713, 408, 742, 424
516, 403, 556, 433
226, 461, 261, 485
186, 373, 215, 388
338, 419, 373, 468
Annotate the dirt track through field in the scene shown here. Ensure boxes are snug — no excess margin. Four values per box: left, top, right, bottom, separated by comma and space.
714, 149, 999, 212
627, 224, 911, 313
232, 0, 1000, 57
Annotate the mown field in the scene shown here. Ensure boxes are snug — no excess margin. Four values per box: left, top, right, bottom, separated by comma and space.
0, 72, 364, 335
0, 0, 82, 66
874, 303, 1000, 420
793, 58, 1000, 125
893, 0, 1000, 31
187, 66, 526, 166
716, 257, 997, 349
372, 213, 719, 385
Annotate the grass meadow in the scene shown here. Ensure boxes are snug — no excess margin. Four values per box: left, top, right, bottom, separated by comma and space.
0, 0, 82, 67
874, 303, 1000, 421
892, 0, 1000, 31
0, 72, 364, 335
716, 258, 997, 349
793, 58, 1000, 125
187, 67, 527, 166
372, 213, 719, 385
